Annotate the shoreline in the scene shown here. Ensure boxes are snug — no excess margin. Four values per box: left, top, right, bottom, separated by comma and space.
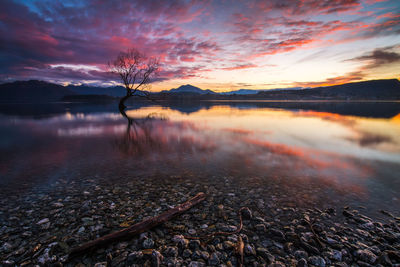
1, 175, 399, 266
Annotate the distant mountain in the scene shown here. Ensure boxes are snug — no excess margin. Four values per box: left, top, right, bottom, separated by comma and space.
0, 80, 75, 103
1, 79, 399, 103
0, 80, 125, 103
162, 84, 216, 95
222, 87, 303, 95
255, 79, 400, 100
221, 89, 261, 95
67, 84, 125, 97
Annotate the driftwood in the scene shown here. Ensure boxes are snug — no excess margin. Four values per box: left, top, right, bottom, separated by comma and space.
304, 215, 325, 249
68, 192, 206, 259
235, 235, 244, 267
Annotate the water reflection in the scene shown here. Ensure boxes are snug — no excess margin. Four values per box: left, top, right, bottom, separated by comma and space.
0, 102, 399, 215
114, 109, 216, 158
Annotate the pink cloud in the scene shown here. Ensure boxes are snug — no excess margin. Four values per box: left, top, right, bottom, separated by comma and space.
0, 0, 398, 85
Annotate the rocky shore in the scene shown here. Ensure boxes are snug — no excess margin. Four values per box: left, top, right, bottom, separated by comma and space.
1, 174, 399, 266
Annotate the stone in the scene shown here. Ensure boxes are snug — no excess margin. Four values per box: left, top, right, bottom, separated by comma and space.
127, 251, 143, 264
37, 218, 50, 225
294, 250, 308, 260
201, 251, 210, 260
297, 258, 308, 267
53, 202, 64, 208
355, 249, 377, 264
331, 250, 342, 261
1, 242, 12, 252
245, 244, 256, 255
142, 238, 154, 249
200, 224, 208, 229
209, 252, 220, 266
183, 248, 192, 258
191, 250, 202, 260
255, 224, 266, 232
188, 228, 196, 235
172, 235, 189, 248
164, 246, 178, 257
270, 228, 285, 239
188, 261, 205, 267
308, 256, 325, 267
257, 247, 274, 263
151, 250, 163, 267
189, 239, 201, 250
223, 241, 235, 249
241, 207, 252, 219
268, 261, 285, 267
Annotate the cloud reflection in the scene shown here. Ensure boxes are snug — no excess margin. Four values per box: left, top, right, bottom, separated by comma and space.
1, 104, 400, 206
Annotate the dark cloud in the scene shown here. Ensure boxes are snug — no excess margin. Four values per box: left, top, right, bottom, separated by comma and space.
347, 132, 393, 147
350, 46, 400, 68
0, 0, 217, 83
294, 45, 400, 87
250, 0, 361, 15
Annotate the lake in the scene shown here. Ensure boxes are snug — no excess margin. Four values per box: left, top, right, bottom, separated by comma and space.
1, 101, 399, 219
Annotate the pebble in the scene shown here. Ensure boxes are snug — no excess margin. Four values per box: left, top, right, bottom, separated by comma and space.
183, 248, 193, 258
257, 247, 275, 263
241, 207, 252, 219
142, 238, 154, 249
37, 218, 49, 225
297, 258, 308, 267
188, 261, 205, 267
294, 250, 308, 260
269, 261, 285, 267
244, 244, 256, 255
355, 249, 377, 264
308, 256, 326, 267
209, 252, 220, 265
1, 176, 399, 267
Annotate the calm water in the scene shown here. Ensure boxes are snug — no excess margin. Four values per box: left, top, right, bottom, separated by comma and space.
1, 101, 399, 217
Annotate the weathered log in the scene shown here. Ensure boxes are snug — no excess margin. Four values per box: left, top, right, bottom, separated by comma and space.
68, 192, 206, 258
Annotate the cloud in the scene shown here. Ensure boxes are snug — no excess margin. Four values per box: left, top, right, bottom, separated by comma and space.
0, 0, 398, 86
249, 0, 361, 15
221, 64, 258, 71
294, 45, 400, 87
228, 9, 358, 59
348, 132, 393, 147
0, 0, 217, 83
349, 46, 400, 68
294, 71, 365, 87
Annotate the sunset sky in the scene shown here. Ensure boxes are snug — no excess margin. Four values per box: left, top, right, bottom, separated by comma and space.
1, 0, 399, 92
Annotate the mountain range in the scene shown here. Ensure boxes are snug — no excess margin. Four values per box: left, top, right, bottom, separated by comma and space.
0, 79, 399, 102
161, 84, 216, 95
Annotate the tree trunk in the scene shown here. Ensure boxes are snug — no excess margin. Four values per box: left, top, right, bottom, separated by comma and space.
119, 94, 131, 111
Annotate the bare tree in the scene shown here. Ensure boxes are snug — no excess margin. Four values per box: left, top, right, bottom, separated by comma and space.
109, 48, 159, 111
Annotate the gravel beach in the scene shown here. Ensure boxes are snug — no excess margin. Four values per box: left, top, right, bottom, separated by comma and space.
1, 173, 399, 266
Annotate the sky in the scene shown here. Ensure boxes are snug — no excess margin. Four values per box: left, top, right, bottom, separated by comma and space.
0, 0, 399, 92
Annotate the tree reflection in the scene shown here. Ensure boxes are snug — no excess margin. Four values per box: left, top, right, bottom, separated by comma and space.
116, 108, 168, 156
115, 107, 217, 159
